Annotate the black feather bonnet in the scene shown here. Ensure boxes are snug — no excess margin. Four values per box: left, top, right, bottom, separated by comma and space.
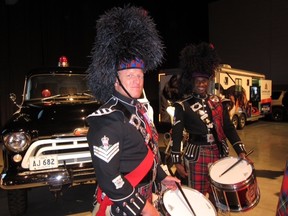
87, 5, 164, 102
179, 42, 220, 81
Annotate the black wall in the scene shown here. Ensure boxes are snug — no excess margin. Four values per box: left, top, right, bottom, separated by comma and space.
0, 0, 211, 128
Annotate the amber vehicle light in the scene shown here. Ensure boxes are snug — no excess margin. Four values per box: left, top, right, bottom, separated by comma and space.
13, 154, 23, 162
73, 128, 88, 136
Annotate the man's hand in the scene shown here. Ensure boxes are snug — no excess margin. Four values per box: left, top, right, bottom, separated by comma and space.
175, 164, 188, 179
238, 152, 254, 165
161, 175, 181, 191
141, 201, 160, 216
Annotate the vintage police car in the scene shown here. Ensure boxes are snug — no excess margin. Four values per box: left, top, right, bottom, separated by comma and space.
0, 57, 102, 216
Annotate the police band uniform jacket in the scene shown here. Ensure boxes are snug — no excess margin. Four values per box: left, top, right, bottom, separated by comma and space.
170, 93, 246, 164
86, 91, 166, 216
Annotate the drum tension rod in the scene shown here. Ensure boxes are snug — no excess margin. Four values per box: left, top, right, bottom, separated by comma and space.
219, 148, 254, 177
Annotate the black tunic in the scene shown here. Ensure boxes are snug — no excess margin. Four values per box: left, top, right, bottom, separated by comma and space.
86, 91, 166, 215
171, 93, 246, 163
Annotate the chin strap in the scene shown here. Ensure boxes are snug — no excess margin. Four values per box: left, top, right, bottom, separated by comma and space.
116, 75, 134, 99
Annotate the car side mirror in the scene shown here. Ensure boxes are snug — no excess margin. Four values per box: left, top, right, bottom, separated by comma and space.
9, 93, 21, 108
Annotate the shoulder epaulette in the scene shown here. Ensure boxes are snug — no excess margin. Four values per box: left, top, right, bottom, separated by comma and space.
174, 95, 193, 111
87, 108, 115, 117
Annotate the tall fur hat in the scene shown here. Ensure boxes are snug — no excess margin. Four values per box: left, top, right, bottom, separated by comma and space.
87, 5, 164, 102
179, 42, 220, 81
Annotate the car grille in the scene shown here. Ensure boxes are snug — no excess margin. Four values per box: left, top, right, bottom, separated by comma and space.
21, 137, 92, 169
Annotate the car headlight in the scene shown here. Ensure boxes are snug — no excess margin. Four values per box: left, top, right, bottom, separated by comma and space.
3, 132, 31, 153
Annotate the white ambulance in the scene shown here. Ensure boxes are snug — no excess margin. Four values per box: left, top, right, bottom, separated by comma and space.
158, 64, 272, 129
212, 64, 272, 129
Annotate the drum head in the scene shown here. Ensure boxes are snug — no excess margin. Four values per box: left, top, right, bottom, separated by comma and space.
163, 186, 216, 216
209, 157, 253, 185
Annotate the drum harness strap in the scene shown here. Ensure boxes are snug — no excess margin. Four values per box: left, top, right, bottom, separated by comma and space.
207, 96, 229, 157
94, 102, 156, 216
186, 95, 228, 158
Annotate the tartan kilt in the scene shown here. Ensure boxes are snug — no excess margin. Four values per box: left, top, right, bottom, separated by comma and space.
276, 161, 288, 216
184, 143, 220, 195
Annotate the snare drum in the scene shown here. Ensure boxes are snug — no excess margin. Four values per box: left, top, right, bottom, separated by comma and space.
157, 186, 216, 216
209, 156, 260, 212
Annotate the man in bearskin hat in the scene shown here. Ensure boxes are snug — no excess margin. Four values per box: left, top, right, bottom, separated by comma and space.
86, 5, 180, 216
169, 42, 253, 209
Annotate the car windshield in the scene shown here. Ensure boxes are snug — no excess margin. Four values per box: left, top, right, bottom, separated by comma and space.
25, 74, 94, 101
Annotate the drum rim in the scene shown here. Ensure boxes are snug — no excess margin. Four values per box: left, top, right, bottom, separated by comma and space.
208, 156, 254, 185
210, 173, 257, 190
162, 186, 217, 215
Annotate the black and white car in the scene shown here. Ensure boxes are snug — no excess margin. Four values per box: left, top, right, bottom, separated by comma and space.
0, 57, 101, 216
0, 56, 155, 216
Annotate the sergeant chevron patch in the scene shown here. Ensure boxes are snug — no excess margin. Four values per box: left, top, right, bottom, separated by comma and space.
93, 138, 119, 163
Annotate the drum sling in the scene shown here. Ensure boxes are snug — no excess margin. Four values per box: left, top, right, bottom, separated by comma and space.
185, 96, 227, 160
207, 97, 229, 157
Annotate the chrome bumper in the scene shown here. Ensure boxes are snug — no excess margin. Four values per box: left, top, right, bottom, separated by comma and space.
0, 165, 96, 190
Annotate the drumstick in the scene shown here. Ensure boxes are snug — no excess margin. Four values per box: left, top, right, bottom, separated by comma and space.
219, 149, 254, 177
167, 166, 196, 216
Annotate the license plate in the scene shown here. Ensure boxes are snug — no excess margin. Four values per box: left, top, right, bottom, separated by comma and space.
29, 155, 58, 170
